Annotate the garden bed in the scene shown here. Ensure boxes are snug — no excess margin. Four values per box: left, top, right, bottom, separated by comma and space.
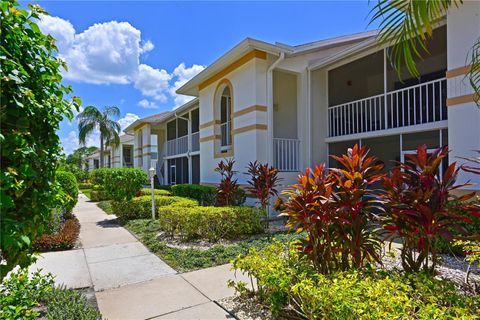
33, 216, 81, 252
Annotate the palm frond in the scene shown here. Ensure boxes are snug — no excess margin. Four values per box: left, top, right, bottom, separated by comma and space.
370, 0, 461, 79
103, 106, 120, 119
468, 37, 480, 107
78, 122, 95, 146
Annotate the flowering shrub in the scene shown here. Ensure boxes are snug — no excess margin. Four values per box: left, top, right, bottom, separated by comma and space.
381, 145, 480, 273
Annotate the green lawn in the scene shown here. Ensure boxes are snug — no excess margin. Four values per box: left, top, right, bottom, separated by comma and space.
79, 188, 92, 199
97, 200, 113, 214
124, 219, 301, 272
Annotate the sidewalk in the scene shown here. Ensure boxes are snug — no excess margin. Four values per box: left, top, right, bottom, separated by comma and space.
31, 194, 249, 319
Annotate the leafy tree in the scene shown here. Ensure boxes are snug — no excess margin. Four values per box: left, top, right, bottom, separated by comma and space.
370, 0, 479, 105
0, 1, 80, 279
77, 105, 121, 168
65, 146, 98, 168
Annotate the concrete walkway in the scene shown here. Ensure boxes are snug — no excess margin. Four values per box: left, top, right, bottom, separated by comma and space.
31, 194, 249, 319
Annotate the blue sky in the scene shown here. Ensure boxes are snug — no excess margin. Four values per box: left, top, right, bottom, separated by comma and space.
30, 1, 379, 154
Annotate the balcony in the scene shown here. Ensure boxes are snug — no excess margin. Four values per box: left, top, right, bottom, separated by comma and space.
273, 138, 300, 172
328, 78, 447, 138
191, 131, 200, 152
166, 135, 188, 156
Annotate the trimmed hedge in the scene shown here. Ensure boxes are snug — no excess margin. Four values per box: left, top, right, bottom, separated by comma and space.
56, 171, 78, 213
137, 188, 171, 197
33, 217, 80, 252
104, 168, 148, 201
158, 205, 265, 241
90, 190, 109, 202
89, 168, 110, 186
78, 182, 93, 189
112, 195, 198, 223
171, 184, 216, 205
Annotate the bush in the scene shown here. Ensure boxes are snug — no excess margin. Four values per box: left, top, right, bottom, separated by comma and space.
112, 195, 198, 223
231, 242, 479, 319
1, 268, 101, 320
89, 168, 110, 186
33, 217, 80, 252
56, 171, 78, 213
104, 168, 148, 201
158, 205, 265, 241
78, 182, 93, 189
89, 190, 109, 202
0, 2, 80, 279
137, 188, 171, 197
171, 184, 216, 205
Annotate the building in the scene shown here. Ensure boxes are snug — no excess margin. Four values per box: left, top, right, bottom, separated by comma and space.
129, 2, 480, 190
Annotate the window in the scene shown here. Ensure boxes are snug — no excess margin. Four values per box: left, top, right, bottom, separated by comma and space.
220, 86, 232, 150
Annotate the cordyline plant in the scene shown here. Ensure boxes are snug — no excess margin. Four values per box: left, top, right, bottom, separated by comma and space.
215, 158, 239, 206
381, 145, 480, 274
282, 145, 384, 274
246, 161, 280, 211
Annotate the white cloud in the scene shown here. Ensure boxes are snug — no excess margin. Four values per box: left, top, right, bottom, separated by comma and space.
37, 15, 75, 52
169, 63, 205, 108
134, 64, 171, 102
137, 99, 158, 109
61, 131, 80, 155
118, 113, 140, 131
140, 40, 154, 54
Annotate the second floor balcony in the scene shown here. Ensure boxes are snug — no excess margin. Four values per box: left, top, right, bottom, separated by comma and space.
165, 131, 200, 157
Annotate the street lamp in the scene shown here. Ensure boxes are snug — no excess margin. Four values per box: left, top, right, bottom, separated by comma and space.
148, 167, 156, 220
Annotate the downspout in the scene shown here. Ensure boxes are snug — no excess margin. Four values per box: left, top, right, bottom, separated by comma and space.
306, 66, 312, 168
266, 52, 285, 165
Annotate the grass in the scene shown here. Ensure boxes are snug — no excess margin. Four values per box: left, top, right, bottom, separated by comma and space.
124, 219, 302, 272
97, 200, 113, 214
79, 188, 92, 199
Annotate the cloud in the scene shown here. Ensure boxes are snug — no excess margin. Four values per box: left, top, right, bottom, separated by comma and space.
61, 131, 80, 155
133, 64, 171, 102
140, 40, 154, 54
37, 15, 75, 52
137, 99, 159, 109
118, 113, 140, 131
169, 63, 205, 107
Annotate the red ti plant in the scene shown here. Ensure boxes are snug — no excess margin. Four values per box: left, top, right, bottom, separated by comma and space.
215, 158, 239, 206
246, 161, 280, 211
381, 145, 480, 273
329, 144, 385, 270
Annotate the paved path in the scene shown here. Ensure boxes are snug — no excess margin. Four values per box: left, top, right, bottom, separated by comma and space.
31, 194, 249, 319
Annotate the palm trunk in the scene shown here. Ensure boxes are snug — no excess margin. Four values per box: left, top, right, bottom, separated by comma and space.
100, 135, 104, 168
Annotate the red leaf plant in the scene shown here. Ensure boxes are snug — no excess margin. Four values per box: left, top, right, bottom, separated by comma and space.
215, 158, 240, 206
381, 145, 480, 273
282, 145, 384, 274
246, 161, 281, 210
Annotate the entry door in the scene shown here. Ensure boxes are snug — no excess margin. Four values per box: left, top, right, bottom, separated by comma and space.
169, 164, 176, 185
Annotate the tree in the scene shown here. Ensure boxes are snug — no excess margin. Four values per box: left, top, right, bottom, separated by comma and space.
66, 146, 98, 168
77, 106, 121, 168
370, 0, 479, 105
0, 0, 80, 279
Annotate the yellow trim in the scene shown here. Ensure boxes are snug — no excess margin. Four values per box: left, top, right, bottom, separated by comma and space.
446, 65, 472, 78
199, 120, 221, 129
199, 135, 220, 143
212, 79, 235, 158
199, 50, 267, 91
232, 124, 267, 135
214, 150, 233, 159
232, 105, 268, 118
447, 94, 476, 106
142, 144, 153, 149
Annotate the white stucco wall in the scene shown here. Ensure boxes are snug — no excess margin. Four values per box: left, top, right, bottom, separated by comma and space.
447, 1, 480, 190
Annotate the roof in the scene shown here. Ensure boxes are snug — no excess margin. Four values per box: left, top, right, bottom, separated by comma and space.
124, 111, 171, 133
176, 30, 378, 96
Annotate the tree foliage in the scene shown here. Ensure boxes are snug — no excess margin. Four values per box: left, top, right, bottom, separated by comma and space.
0, 1, 80, 279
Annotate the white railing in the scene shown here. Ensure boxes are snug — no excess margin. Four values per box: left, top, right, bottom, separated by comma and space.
328, 78, 447, 137
166, 135, 189, 156
273, 138, 300, 172
221, 121, 231, 148
191, 131, 200, 152
150, 159, 158, 171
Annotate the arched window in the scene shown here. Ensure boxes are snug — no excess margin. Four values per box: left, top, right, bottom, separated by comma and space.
220, 86, 232, 150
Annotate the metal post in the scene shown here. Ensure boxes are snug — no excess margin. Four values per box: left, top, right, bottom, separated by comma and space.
149, 167, 155, 220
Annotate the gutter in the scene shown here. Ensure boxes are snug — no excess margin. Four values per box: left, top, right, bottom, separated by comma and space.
266, 52, 285, 164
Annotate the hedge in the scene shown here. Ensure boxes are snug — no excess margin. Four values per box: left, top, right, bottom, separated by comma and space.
33, 217, 80, 252
78, 182, 93, 189
137, 188, 171, 197
158, 205, 265, 241
104, 168, 148, 201
89, 168, 110, 186
171, 184, 216, 205
56, 171, 78, 213
90, 190, 109, 202
112, 195, 198, 223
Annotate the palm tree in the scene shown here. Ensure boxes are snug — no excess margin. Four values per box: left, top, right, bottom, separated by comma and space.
370, 0, 479, 105
77, 106, 121, 168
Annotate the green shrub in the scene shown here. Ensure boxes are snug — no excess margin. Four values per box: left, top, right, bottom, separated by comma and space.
112, 195, 198, 223
155, 184, 172, 191
104, 168, 148, 201
97, 200, 113, 215
0, 2, 81, 278
90, 190, 109, 202
231, 242, 479, 319
92, 184, 103, 191
171, 184, 216, 205
137, 188, 171, 197
89, 168, 110, 186
158, 205, 265, 241
0, 268, 100, 320
78, 182, 93, 189
56, 171, 78, 213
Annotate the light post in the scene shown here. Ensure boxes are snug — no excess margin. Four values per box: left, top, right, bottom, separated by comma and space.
149, 167, 155, 220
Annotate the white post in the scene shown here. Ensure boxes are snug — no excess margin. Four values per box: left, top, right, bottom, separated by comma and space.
149, 167, 155, 220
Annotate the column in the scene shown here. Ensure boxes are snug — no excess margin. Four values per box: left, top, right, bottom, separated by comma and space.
142, 124, 152, 172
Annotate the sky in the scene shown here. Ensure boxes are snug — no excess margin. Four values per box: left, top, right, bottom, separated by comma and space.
27, 1, 380, 155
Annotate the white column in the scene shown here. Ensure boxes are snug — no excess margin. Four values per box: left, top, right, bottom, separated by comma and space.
133, 129, 142, 169
188, 111, 193, 184
142, 125, 152, 172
